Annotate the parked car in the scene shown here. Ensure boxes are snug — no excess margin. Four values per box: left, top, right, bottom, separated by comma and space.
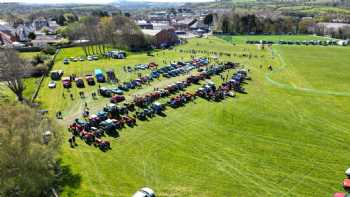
50, 70, 63, 80
63, 58, 69, 64
87, 56, 93, 61
48, 81, 56, 88
132, 187, 155, 197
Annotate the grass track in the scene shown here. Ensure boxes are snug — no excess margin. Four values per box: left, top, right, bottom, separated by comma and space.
265, 46, 350, 97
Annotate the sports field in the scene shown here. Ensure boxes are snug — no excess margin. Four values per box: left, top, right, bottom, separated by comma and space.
29, 36, 350, 196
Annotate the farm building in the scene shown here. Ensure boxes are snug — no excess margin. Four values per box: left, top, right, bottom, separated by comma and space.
153, 28, 180, 48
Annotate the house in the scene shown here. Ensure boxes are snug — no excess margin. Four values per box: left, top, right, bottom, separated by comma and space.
32, 17, 49, 31
0, 25, 17, 45
149, 11, 168, 21
153, 28, 179, 48
152, 22, 172, 30
189, 20, 209, 33
31, 34, 62, 48
137, 20, 153, 30
142, 29, 162, 37
15, 24, 33, 42
47, 20, 61, 34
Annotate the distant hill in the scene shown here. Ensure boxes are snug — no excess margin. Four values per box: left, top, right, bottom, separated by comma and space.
114, 0, 185, 10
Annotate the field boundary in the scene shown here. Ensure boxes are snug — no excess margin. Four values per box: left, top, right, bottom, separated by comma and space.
31, 49, 61, 102
265, 48, 350, 97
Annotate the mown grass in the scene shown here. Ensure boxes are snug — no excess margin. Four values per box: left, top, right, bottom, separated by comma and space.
220, 34, 332, 44
271, 45, 350, 93
33, 36, 350, 196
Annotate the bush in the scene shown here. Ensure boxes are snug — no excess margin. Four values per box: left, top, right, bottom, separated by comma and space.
31, 54, 45, 66
31, 64, 48, 77
42, 46, 57, 55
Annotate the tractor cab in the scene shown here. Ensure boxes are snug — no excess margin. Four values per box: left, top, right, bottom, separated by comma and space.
61, 77, 72, 88
99, 87, 112, 97
152, 102, 164, 114
111, 95, 125, 103
75, 78, 85, 88
85, 75, 95, 86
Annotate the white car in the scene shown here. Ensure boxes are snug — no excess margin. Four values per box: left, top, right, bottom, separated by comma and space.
87, 56, 93, 61
132, 187, 155, 197
48, 81, 56, 88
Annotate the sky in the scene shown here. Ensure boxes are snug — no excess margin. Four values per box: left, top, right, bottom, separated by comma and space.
0, 0, 214, 4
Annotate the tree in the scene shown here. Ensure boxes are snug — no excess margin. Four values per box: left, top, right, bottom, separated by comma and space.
0, 49, 30, 103
204, 14, 214, 26
56, 14, 66, 26
28, 32, 36, 40
298, 18, 315, 34
0, 104, 62, 197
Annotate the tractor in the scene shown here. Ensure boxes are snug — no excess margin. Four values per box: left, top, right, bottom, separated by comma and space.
75, 78, 85, 88
85, 75, 95, 86
151, 102, 165, 114
111, 95, 125, 103
99, 87, 112, 97
62, 77, 72, 89
94, 138, 110, 151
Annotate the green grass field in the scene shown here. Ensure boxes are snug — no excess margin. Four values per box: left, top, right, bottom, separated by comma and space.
31, 36, 350, 196
220, 35, 332, 44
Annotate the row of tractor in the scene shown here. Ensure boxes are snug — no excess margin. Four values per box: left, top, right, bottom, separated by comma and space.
51, 69, 117, 89
168, 92, 196, 108
195, 69, 248, 101
132, 62, 237, 109
67, 61, 248, 151
54, 58, 209, 90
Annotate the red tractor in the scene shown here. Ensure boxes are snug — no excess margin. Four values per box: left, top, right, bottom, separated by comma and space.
85, 75, 95, 86
94, 138, 110, 151
111, 95, 125, 103
121, 115, 136, 127
62, 77, 72, 88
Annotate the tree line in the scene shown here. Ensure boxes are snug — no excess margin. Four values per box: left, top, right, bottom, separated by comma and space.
61, 15, 153, 56
215, 11, 350, 39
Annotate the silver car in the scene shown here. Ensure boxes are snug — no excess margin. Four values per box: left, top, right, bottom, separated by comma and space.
132, 187, 155, 197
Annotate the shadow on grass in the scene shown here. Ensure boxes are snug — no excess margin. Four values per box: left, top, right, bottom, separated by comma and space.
55, 159, 82, 196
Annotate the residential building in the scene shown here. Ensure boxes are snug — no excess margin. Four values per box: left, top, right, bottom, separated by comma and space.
32, 17, 49, 31
172, 18, 197, 31
0, 25, 16, 45
137, 20, 153, 30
